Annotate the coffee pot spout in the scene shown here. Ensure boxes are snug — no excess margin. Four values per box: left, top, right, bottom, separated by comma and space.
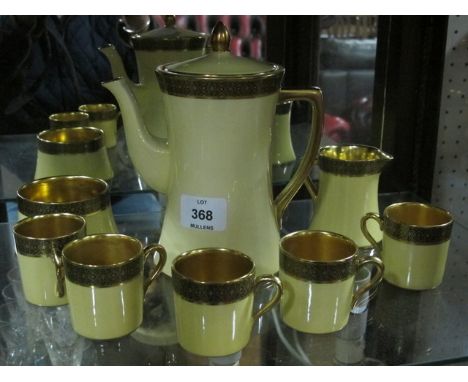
101, 77, 170, 193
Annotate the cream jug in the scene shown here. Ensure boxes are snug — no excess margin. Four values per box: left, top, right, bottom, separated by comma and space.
100, 15, 207, 140
103, 22, 324, 275
308, 145, 393, 249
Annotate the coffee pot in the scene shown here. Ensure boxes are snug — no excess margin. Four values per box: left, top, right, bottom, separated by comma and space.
103, 22, 324, 274
308, 145, 393, 250
100, 16, 208, 139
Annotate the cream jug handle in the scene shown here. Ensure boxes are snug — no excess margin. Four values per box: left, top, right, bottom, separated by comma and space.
274, 88, 323, 225
252, 275, 283, 321
142, 244, 167, 294
360, 212, 384, 250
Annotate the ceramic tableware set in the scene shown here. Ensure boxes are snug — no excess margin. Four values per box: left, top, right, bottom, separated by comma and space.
8, 19, 454, 362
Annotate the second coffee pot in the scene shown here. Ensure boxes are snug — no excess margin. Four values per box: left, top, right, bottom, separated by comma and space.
103, 21, 324, 274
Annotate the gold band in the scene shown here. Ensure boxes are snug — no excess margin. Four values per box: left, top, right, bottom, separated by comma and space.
156, 67, 284, 99
37, 127, 104, 154
383, 202, 453, 244
279, 230, 358, 283
172, 248, 256, 305
14, 213, 86, 258
78, 104, 119, 121
49, 112, 90, 128
62, 234, 144, 288
318, 145, 393, 177
17, 176, 110, 217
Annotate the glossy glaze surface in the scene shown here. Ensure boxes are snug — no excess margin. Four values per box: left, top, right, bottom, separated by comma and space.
66, 276, 143, 340
174, 292, 253, 357
17, 253, 67, 306
310, 172, 382, 247
34, 149, 113, 181
382, 234, 450, 290
279, 270, 354, 334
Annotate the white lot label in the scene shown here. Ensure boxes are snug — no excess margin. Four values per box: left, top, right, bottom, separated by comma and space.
181, 194, 227, 231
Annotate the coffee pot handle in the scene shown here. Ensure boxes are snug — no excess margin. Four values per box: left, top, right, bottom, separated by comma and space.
352, 255, 385, 308
360, 212, 384, 250
274, 88, 323, 225
142, 244, 167, 294
252, 274, 283, 321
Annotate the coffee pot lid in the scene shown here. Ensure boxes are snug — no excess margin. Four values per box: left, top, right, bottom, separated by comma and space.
156, 21, 284, 98
131, 16, 208, 51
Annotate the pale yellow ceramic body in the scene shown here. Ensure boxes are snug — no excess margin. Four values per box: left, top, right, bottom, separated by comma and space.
18, 208, 117, 235
90, 120, 118, 148
279, 270, 354, 334
174, 292, 254, 357
66, 276, 143, 339
310, 172, 382, 247
34, 149, 114, 181
131, 50, 206, 140
158, 95, 280, 275
271, 109, 296, 183
17, 253, 67, 306
382, 234, 450, 290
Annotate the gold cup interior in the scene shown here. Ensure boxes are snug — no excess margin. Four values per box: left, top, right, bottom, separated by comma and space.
38, 127, 102, 145
78, 103, 117, 115
14, 214, 85, 240
281, 231, 357, 262
18, 176, 107, 204
63, 235, 141, 266
173, 249, 254, 283
320, 145, 392, 162
49, 112, 89, 124
386, 202, 453, 227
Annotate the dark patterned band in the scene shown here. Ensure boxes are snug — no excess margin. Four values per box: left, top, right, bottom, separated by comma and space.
280, 251, 356, 283
132, 35, 207, 51
18, 191, 110, 217
64, 256, 142, 288
383, 217, 453, 245
49, 112, 90, 128
14, 226, 85, 258
318, 146, 393, 177
172, 271, 255, 305
78, 104, 119, 121
37, 128, 104, 154
156, 68, 284, 99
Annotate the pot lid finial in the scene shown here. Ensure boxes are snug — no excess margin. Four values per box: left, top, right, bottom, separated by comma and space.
164, 15, 176, 27
211, 21, 230, 52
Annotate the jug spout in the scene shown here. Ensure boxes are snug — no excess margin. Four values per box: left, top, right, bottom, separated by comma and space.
102, 77, 170, 193
100, 44, 132, 83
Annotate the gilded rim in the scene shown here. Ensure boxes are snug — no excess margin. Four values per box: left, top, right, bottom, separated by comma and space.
156, 66, 284, 99
280, 230, 358, 283
14, 213, 86, 258
37, 127, 104, 154
383, 202, 453, 244
49, 112, 90, 128
318, 144, 393, 177
62, 234, 143, 288
78, 104, 118, 121
172, 248, 255, 305
131, 29, 207, 51
17, 176, 110, 217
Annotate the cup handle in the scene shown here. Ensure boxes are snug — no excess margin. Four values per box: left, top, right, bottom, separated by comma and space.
252, 274, 283, 321
360, 212, 384, 251
274, 88, 323, 225
142, 243, 167, 294
52, 250, 65, 298
352, 255, 385, 308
